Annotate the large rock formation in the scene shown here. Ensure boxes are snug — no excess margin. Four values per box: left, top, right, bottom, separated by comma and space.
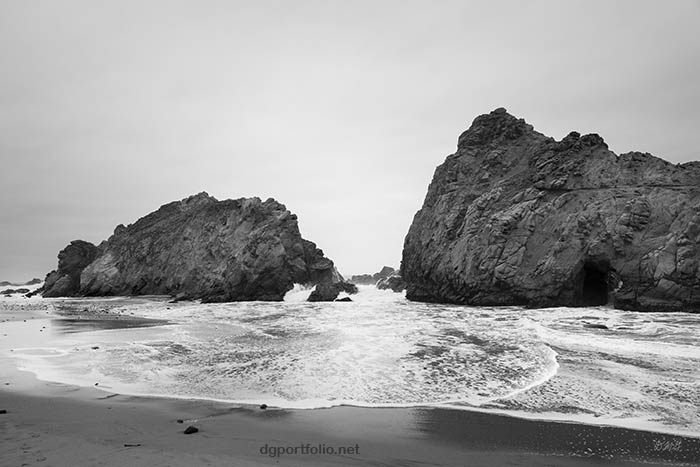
402, 108, 700, 312
42, 193, 349, 302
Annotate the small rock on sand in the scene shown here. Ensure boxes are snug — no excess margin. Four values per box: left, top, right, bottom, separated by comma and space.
183, 426, 199, 434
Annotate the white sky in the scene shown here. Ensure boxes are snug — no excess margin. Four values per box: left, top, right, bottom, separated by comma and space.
1, 0, 699, 280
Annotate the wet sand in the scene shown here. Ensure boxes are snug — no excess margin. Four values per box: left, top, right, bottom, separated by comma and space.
3, 380, 700, 466
2, 304, 700, 466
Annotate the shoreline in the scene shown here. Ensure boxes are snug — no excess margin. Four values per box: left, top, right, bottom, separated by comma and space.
2, 365, 700, 466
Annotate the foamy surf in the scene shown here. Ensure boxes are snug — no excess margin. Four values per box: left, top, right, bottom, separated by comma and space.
2, 288, 699, 438
283, 283, 314, 302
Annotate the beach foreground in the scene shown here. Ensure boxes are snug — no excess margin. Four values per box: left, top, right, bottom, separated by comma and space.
2, 371, 700, 467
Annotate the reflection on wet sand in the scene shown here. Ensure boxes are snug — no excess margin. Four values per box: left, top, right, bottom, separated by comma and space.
51, 317, 170, 334
412, 407, 700, 464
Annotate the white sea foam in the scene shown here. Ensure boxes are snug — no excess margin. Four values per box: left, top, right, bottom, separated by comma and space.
283, 283, 314, 302
3, 288, 700, 437
0, 281, 44, 303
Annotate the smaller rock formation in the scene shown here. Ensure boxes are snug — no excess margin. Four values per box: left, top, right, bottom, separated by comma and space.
1, 288, 30, 295
349, 266, 397, 285
0, 278, 42, 287
42, 241, 100, 298
308, 281, 358, 302
348, 274, 374, 285
377, 273, 406, 293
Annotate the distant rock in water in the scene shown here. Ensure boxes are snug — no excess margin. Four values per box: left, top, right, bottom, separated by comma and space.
0, 278, 43, 287
41, 193, 347, 302
348, 273, 374, 285
376, 273, 406, 293
308, 281, 358, 302
402, 108, 700, 312
348, 266, 404, 292
1, 288, 30, 295
349, 266, 396, 285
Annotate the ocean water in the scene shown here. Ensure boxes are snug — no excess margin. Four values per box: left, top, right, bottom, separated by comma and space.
2, 285, 699, 438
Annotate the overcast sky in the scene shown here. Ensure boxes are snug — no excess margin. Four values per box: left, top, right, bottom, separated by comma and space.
1, 0, 699, 281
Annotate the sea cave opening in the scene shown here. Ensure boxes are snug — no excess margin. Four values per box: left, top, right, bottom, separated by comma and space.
580, 262, 610, 306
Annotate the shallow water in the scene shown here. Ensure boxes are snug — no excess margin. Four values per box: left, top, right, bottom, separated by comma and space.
1, 286, 699, 437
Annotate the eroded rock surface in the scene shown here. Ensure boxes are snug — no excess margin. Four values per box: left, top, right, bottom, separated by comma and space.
402, 108, 700, 312
42, 193, 346, 302
43, 240, 100, 298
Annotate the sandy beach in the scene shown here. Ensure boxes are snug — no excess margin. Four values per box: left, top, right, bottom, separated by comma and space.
1, 304, 699, 466
3, 377, 700, 467
4, 380, 700, 467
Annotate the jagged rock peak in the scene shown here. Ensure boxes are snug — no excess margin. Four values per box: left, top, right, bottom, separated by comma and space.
457, 108, 609, 153
180, 191, 217, 206
457, 108, 536, 149
557, 130, 608, 150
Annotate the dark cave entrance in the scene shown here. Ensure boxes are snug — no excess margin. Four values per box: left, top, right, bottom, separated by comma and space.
579, 262, 610, 306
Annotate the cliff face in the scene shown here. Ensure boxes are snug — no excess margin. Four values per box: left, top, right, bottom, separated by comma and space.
43, 193, 344, 302
402, 108, 700, 312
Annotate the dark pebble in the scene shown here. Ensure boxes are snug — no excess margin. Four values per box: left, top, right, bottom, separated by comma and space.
183, 426, 199, 434
176, 419, 184, 423
0, 409, 7, 414
260, 404, 268, 410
